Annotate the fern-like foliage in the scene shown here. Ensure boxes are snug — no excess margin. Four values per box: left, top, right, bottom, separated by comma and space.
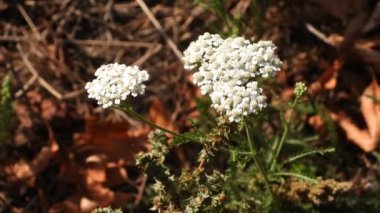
277, 178, 352, 206
137, 130, 226, 212
93, 206, 122, 213
0, 74, 13, 143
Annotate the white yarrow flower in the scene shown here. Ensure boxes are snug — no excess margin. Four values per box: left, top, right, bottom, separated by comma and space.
85, 63, 149, 108
182, 32, 224, 70
183, 33, 282, 122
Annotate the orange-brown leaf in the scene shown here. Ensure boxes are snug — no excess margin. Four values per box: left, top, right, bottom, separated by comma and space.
309, 59, 341, 94
333, 80, 380, 152
148, 98, 178, 136
360, 79, 380, 145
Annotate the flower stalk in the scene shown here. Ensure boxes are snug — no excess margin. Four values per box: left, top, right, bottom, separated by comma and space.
114, 105, 200, 143
244, 119, 275, 199
270, 82, 307, 171
270, 96, 298, 171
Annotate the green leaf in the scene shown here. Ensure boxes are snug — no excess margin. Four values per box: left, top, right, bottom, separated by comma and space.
172, 132, 201, 146
272, 172, 319, 184
285, 135, 320, 146
267, 134, 280, 165
282, 147, 335, 165
196, 97, 212, 116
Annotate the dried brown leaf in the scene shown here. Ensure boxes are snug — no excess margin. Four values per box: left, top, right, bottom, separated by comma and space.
148, 98, 178, 135
41, 99, 57, 120
333, 80, 380, 152
360, 79, 380, 144
14, 102, 32, 128
3, 141, 59, 185
308, 115, 324, 131
309, 59, 341, 94
75, 116, 149, 165
52, 116, 148, 211
3, 159, 34, 185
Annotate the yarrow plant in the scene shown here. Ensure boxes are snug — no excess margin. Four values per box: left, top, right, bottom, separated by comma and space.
183, 32, 282, 122
85, 33, 350, 212
85, 63, 149, 108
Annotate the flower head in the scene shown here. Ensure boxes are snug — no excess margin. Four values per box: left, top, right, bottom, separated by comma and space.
85, 63, 149, 108
183, 33, 282, 122
294, 82, 307, 98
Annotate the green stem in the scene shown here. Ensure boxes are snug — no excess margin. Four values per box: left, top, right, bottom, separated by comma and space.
220, 147, 253, 155
270, 97, 299, 171
244, 119, 275, 198
114, 106, 200, 143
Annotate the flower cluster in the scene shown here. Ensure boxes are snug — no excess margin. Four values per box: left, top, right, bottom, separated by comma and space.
85, 63, 149, 108
183, 33, 282, 122
294, 82, 307, 98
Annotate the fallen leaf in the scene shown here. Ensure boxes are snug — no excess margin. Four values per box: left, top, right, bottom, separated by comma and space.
41, 99, 57, 120
333, 79, 380, 152
53, 116, 148, 211
13, 127, 29, 146
308, 115, 324, 131
14, 102, 32, 128
83, 182, 114, 205
26, 91, 42, 104
2, 140, 59, 185
309, 59, 342, 94
322, 60, 341, 90
148, 98, 178, 137
83, 164, 107, 185
75, 116, 149, 165
336, 115, 375, 152
3, 159, 34, 185
360, 79, 380, 145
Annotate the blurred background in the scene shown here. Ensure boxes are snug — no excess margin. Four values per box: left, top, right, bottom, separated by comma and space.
0, 0, 380, 212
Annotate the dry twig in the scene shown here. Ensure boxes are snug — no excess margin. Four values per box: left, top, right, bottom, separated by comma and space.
17, 45, 63, 99
71, 38, 158, 48
17, 4, 43, 41
135, 0, 183, 62
305, 23, 332, 45
133, 44, 163, 66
